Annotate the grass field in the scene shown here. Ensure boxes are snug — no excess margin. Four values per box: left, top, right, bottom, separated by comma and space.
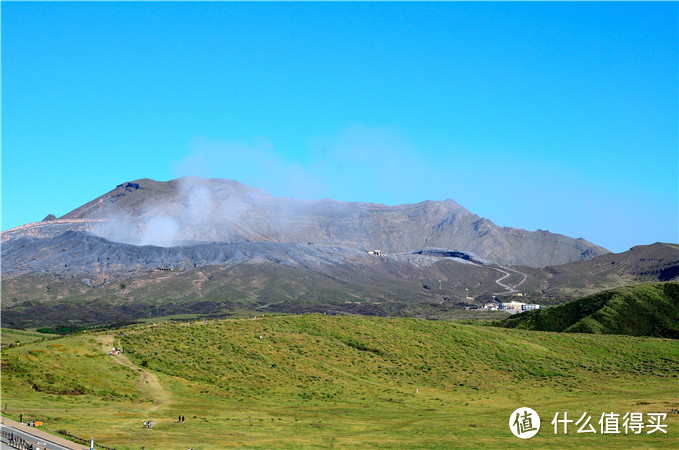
2, 314, 678, 448
1, 328, 55, 348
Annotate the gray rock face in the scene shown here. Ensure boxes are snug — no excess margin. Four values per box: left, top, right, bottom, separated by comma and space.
5, 176, 609, 267
1, 231, 378, 278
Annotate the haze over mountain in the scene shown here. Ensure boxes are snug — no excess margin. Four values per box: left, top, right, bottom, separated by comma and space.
4, 176, 608, 268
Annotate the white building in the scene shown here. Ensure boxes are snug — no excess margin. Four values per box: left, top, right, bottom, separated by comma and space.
522, 304, 541, 310
483, 302, 499, 310
499, 300, 525, 310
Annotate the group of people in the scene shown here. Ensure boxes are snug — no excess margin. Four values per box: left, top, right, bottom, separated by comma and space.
109, 347, 123, 356
142, 416, 186, 430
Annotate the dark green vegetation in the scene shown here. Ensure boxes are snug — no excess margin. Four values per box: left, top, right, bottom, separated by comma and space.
500, 282, 679, 338
36, 325, 106, 335
2, 315, 678, 448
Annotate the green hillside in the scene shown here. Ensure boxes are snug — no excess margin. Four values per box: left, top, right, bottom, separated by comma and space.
1, 315, 678, 448
499, 282, 679, 337
0, 328, 55, 348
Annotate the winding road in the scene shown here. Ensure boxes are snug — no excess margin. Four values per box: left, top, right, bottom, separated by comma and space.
489, 266, 527, 295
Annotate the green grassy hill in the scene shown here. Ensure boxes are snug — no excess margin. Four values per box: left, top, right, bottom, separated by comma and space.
1, 315, 678, 448
499, 282, 679, 338
0, 328, 55, 348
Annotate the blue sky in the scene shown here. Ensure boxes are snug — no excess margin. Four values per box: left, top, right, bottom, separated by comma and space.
2, 2, 677, 253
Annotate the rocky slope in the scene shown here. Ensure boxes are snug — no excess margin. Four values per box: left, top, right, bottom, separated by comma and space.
516, 242, 679, 300
1, 233, 675, 328
1, 230, 518, 327
3, 177, 608, 267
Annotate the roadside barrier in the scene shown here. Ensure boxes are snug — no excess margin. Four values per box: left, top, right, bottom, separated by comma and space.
2, 429, 42, 449
2, 427, 118, 450
51, 429, 117, 450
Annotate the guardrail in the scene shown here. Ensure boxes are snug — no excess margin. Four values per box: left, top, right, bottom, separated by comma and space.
2, 429, 43, 449
3, 426, 118, 450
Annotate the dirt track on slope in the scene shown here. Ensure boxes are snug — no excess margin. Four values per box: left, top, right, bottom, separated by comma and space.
96, 334, 171, 407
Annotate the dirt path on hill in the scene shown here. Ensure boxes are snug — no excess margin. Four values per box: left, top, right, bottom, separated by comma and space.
96, 335, 171, 408
191, 270, 210, 293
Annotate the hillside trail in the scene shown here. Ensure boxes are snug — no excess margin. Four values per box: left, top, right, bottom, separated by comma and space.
95, 334, 171, 410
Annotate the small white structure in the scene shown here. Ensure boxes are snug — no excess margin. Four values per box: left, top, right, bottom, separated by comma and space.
499, 300, 525, 310
522, 304, 541, 310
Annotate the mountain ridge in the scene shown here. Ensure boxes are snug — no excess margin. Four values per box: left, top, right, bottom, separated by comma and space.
4, 176, 608, 267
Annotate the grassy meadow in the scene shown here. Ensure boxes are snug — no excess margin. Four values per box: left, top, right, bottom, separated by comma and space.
1, 327, 55, 348
2, 314, 678, 448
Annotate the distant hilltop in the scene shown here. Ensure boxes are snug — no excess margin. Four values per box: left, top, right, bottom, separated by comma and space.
499, 282, 679, 338
4, 176, 608, 267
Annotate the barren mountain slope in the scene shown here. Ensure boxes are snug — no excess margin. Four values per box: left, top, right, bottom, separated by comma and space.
1, 232, 674, 328
5, 177, 608, 267
517, 242, 679, 298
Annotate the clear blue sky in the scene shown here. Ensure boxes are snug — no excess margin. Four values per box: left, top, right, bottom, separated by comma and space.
2, 2, 677, 253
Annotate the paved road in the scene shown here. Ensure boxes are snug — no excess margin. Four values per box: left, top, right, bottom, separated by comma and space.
0, 421, 84, 450
490, 266, 527, 295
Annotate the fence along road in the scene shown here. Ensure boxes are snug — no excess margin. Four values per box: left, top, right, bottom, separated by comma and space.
1, 417, 86, 450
